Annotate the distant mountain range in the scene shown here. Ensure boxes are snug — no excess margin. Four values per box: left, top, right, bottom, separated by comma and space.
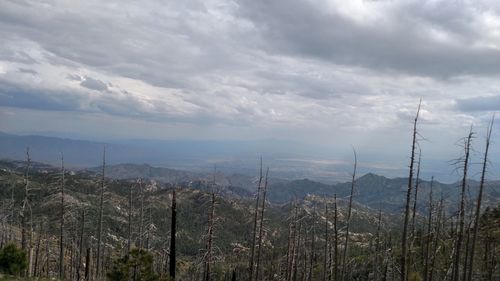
2, 131, 422, 182
2, 158, 498, 216
88, 163, 500, 214
0, 131, 347, 181
268, 173, 500, 213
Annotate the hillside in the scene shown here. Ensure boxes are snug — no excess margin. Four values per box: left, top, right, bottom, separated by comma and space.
0, 161, 397, 280
268, 173, 500, 214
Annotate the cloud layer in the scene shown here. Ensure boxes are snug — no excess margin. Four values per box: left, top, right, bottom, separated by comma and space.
0, 0, 499, 162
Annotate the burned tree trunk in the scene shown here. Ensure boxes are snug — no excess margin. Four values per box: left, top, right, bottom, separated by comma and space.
21, 147, 31, 253
333, 194, 338, 281
411, 149, 422, 239
95, 146, 106, 280
138, 178, 144, 250
127, 181, 133, 255
423, 177, 434, 281
77, 206, 85, 281
341, 149, 357, 281
249, 158, 263, 281
308, 225, 315, 281
255, 167, 269, 281
323, 201, 329, 281
467, 116, 494, 281
59, 153, 65, 280
169, 189, 177, 280
401, 101, 421, 281
452, 129, 473, 281
203, 192, 216, 281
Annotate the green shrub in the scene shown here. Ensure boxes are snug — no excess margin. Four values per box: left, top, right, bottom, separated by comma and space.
107, 249, 170, 281
0, 243, 27, 276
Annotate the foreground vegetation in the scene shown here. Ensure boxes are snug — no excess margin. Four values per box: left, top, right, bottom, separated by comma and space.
0, 110, 498, 281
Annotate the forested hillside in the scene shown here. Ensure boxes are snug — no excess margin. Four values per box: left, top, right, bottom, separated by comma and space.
0, 149, 498, 281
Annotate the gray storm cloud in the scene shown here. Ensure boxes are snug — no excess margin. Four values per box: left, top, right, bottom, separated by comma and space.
0, 0, 498, 149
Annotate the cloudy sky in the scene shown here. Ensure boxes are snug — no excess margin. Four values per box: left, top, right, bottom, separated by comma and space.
1, 0, 500, 174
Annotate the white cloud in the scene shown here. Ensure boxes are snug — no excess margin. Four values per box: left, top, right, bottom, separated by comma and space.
0, 0, 498, 161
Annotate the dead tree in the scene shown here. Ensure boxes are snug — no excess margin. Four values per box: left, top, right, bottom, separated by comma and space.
169, 189, 177, 280
20, 147, 35, 276
203, 192, 216, 281
452, 128, 473, 281
423, 177, 434, 281
293, 221, 302, 281
249, 157, 263, 281
375, 208, 383, 281
128, 181, 133, 255
323, 200, 329, 281
21, 147, 31, 252
333, 194, 339, 281
77, 204, 85, 281
308, 224, 315, 281
467, 115, 494, 281
341, 148, 357, 281
411, 148, 422, 238
9, 178, 15, 242
401, 101, 421, 281
138, 178, 145, 250
255, 167, 269, 281
429, 197, 444, 281
33, 220, 44, 277
95, 146, 106, 280
59, 153, 65, 280
287, 205, 299, 281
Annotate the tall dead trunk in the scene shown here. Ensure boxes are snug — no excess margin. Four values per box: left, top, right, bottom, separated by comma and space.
59, 153, 65, 280
462, 213, 473, 281
9, 180, 15, 242
249, 158, 263, 281
293, 221, 302, 281
33, 220, 43, 277
333, 194, 338, 281
341, 149, 357, 281
401, 101, 421, 281
255, 168, 269, 281
286, 205, 298, 281
323, 201, 329, 281
95, 146, 106, 280
127, 181, 133, 255
289, 206, 299, 281
375, 208, 382, 281
308, 226, 315, 281
423, 177, 434, 281
138, 178, 144, 250
452, 129, 473, 281
203, 192, 216, 281
467, 115, 494, 281
21, 147, 31, 253
411, 149, 422, 239
85, 247, 91, 281
429, 197, 443, 281
169, 189, 177, 280
77, 206, 85, 281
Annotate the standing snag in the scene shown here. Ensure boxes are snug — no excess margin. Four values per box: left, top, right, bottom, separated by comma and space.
467, 115, 494, 281
255, 167, 269, 281
341, 148, 357, 281
96, 145, 106, 280
401, 101, 421, 281
169, 189, 177, 280
249, 157, 263, 281
452, 128, 473, 281
59, 153, 65, 280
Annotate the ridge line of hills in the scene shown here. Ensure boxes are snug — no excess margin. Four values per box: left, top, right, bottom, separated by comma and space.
1, 159, 498, 215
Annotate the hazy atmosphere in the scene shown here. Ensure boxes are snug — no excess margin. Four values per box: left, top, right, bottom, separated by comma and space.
0, 1, 499, 281
2, 0, 500, 180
